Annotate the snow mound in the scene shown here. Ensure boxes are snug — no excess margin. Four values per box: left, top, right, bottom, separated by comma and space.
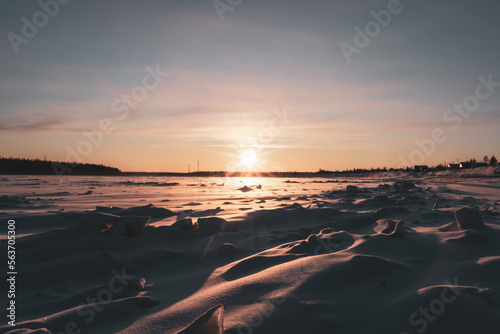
455, 207, 486, 230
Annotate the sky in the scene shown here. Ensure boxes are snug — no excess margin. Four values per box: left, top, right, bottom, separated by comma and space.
1, 0, 499, 172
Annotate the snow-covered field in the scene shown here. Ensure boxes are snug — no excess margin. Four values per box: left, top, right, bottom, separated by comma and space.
1, 173, 500, 333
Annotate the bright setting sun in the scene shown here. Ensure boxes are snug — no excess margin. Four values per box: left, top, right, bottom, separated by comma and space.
240, 150, 258, 168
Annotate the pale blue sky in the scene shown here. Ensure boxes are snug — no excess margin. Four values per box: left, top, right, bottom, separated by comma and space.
1, 0, 499, 171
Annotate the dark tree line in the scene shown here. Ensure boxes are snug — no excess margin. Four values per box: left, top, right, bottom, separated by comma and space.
0, 157, 121, 175
459, 155, 498, 167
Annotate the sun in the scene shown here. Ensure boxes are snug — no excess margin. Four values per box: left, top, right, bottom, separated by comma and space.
240, 150, 258, 168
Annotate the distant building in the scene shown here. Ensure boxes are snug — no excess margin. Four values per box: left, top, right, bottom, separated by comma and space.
448, 163, 460, 169
414, 165, 429, 172
460, 162, 472, 169
474, 162, 488, 167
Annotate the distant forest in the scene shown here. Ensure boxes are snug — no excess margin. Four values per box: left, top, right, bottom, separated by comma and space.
0, 155, 497, 177
0, 157, 121, 175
